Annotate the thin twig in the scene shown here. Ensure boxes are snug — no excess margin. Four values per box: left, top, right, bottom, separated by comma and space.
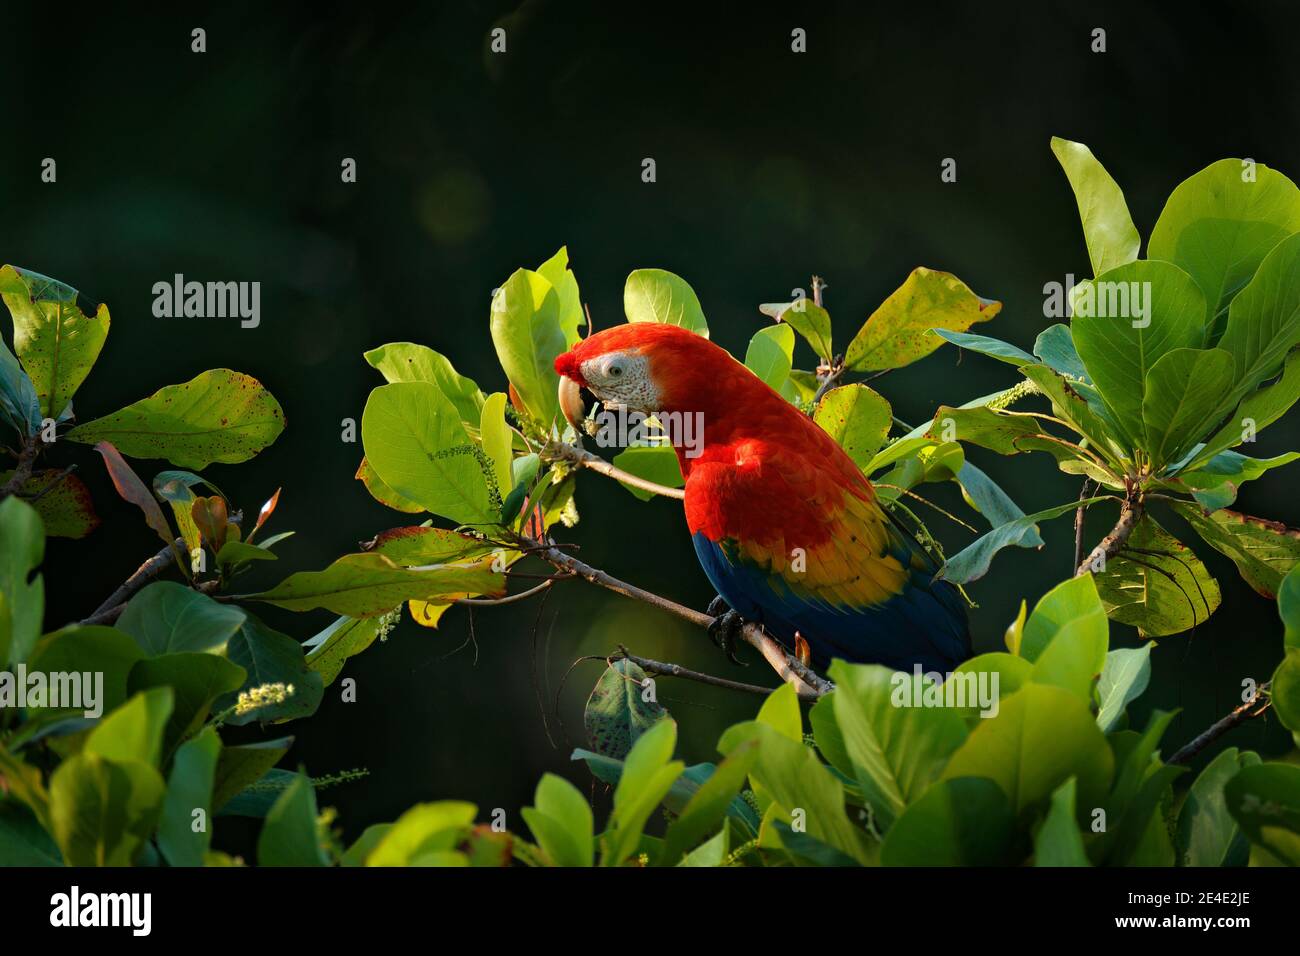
24, 464, 78, 504
455, 578, 562, 606
1073, 478, 1095, 573
616, 646, 815, 700
524, 536, 832, 696
1166, 683, 1273, 765
545, 442, 684, 500
80, 536, 186, 625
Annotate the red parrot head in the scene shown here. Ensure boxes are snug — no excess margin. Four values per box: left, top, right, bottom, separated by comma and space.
554, 323, 745, 428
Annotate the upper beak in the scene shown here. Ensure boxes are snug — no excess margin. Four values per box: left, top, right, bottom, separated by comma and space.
558, 375, 585, 429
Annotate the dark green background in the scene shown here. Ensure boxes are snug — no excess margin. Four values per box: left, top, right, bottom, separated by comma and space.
6, 2, 1299, 849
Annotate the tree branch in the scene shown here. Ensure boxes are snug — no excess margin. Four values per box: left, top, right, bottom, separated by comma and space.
80, 536, 187, 626
544, 442, 684, 500
0, 439, 40, 499
1073, 478, 1096, 573
525, 536, 832, 696
1076, 491, 1142, 576
615, 646, 817, 700
1166, 683, 1273, 766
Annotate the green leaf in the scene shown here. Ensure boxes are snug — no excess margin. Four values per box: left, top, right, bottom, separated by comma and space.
1223, 762, 1300, 866
951, 653, 1032, 722
257, 772, 329, 866
677, 823, 730, 867
610, 444, 684, 501
743, 324, 795, 391
760, 298, 833, 362
363, 342, 486, 427
718, 721, 872, 865
361, 381, 497, 525
67, 369, 285, 468
1093, 516, 1221, 636
756, 681, 802, 741
1050, 137, 1141, 277
932, 329, 1036, 366
1176, 747, 1261, 867
623, 269, 709, 337
0, 802, 62, 865
1281, 563, 1300, 649
355, 455, 424, 513
127, 654, 245, 758
1096, 645, 1153, 733
1070, 260, 1208, 450
27, 625, 144, 718
604, 719, 685, 866
954, 462, 1042, 545
1214, 232, 1300, 407
825, 661, 967, 829
583, 659, 670, 759
659, 741, 760, 865
157, 726, 221, 867
1034, 777, 1090, 866
941, 683, 1114, 819
1172, 450, 1300, 511
1096, 710, 1184, 864
938, 496, 1114, 585
1190, 348, 1300, 467
881, 777, 1015, 866
927, 405, 1041, 456
1020, 573, 1108, 662
1141, 348, 1235, 470
490, 268, 566, 427
0, 496, 44, 665
0, 327, 41, 435
1173, 502, 1300, 599
367, 526, 496, 565
479, 391, 514, 498
1273, 648, 1300, 745
247, 552, 502, 616
1018, 364, 1124, 465
522, 773, 593, 867
536, 247, 585, 346
366, 801, 477, 866
1148, 158, 1300, 326
212, 737, 293, 811
814, 384, 892, 469
1033, 324, 1091, 382
0, 468, 98, 539
845, 267, 1001, 372
0, 265, 110, 419
218, 613, 323, 725
84, 687, 174, 767
48, 753, 165, 866
117, 581, 246, 656
304, 615, 387, 686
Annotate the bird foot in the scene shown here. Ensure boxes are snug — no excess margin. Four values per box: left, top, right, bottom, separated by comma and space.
706, 597, 748, 667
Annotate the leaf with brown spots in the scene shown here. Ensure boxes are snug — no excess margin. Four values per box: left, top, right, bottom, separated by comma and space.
0, 468, 99, 539
66, 369, 285, 469
845, 268, 1002, 372
0, 265, 110, 420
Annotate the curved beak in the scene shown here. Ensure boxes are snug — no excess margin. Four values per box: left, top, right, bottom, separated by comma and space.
557, 375, 585, 429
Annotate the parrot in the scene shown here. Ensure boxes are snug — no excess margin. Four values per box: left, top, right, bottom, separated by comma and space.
553, 322, 971, 673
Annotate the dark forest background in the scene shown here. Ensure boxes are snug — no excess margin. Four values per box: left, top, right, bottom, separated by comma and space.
5, 1, 1299, 849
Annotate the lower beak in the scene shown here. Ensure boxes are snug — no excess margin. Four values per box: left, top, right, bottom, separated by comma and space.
558, 375, 585, 429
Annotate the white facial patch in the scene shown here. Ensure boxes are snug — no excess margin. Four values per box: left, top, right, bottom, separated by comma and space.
580, 351, 660, 412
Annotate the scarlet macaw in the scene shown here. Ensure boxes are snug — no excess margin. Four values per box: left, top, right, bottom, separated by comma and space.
554, 323, 970, 672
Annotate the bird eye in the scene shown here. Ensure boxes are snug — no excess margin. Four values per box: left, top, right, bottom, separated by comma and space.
608, 361, 624, 378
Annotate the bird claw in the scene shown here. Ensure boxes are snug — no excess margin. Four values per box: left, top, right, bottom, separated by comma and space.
706, 599, 748, 667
